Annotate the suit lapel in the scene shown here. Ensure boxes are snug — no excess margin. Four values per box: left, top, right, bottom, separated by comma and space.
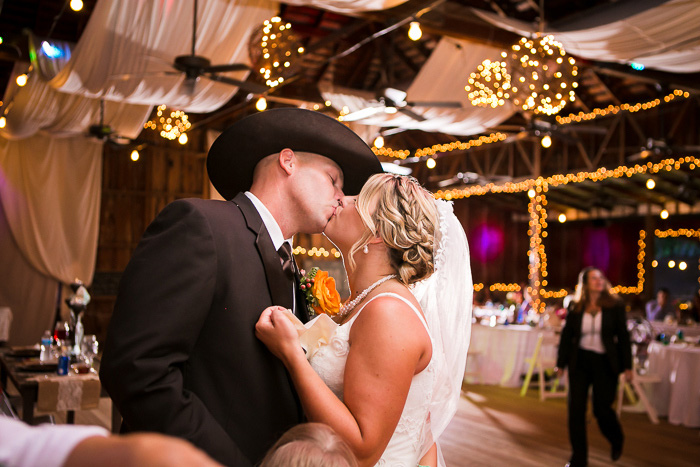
233, 193, 294, 311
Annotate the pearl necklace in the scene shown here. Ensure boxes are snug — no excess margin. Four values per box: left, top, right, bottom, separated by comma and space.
338, 274, 397, 319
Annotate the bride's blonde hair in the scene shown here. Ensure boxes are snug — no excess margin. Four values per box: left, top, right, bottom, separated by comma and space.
349, 173, 438, 285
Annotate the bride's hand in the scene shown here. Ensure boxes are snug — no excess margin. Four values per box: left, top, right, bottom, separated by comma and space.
255, 306, 305, 364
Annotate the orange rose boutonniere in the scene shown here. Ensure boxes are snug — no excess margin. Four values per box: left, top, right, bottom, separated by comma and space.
300, 267, 341, 317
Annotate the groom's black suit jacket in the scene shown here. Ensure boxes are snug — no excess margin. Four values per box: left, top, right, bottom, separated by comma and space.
100, 193, 309, 466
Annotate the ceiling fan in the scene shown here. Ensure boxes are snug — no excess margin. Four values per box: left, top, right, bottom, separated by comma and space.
112, 0, 267, 95
86, 100, 135, 145
628, 137, 700, 161
341, 87, 462, 122
433, 171, 512, 188
501, 118, 607, 145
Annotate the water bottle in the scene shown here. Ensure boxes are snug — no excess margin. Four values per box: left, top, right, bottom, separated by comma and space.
40, 330, 53, 362
57, 345, 70, 376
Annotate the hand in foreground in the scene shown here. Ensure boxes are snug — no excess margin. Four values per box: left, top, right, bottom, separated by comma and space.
65, 433, 223, 467
623, 369, 634, 382
255, 306, 305, 364
554, 367, 564, 379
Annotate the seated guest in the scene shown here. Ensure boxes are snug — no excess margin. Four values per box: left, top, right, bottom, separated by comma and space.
0, 415, 221, 467
645, 288, 676, 321
512, 284, 533, 324
682, 287, 700, 323
260, 423, 357, 467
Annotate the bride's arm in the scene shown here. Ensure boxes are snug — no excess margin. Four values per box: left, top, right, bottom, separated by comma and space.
256, 299, 427, 466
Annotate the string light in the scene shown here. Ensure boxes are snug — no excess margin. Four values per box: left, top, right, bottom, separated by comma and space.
130, 149, 139, 162
252, 16, 303, 88
660, 209, 669, 219
652, 260, 658, 267
255, 96, 267, 112
679, 261, 688, 271
373, 135, 384, 149
178, 133, 188, 145
426, 157, 436, 169
408, 22, 422, 41
0, 116, 5, 129
541, 134, 552, 148
668, 260, 676, 268
293, 246, 341, 259
144, 105, 191, 141
372, 146, 410, 159
556, 89, 689, 124
558, 213, 566, 223
435, 156, 700, 200
506, 36, 578, 115
646, 178, 655, 189
70, 0, 83, 11
465, 59, 510, 108
16, 74, 28, 87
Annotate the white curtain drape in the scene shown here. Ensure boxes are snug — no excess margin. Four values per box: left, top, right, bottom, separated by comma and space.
282, 0, 408, 13
321, 39, 515, 136
49, 0, 277, 112
1, 63, 151, 141
472, 0, 700, 73
0, 135, 103, 344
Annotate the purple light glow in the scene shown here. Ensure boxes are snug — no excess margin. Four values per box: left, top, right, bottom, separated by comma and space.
472, 223, 504, 262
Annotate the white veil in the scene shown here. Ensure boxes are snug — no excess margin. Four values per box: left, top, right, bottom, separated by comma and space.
411, 199, 473, 465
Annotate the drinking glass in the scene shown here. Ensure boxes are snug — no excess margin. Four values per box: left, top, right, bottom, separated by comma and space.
54, 321, 70, 342
81, 334, 99, 367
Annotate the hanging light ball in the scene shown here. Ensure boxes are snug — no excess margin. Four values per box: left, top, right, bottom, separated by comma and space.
465, 58, 511, 108
249, 17, 304, 89
507, 35, 578, 115
144, 104, 192, 141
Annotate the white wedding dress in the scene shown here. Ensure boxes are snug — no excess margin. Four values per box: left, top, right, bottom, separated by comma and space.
310, 292, 436, 466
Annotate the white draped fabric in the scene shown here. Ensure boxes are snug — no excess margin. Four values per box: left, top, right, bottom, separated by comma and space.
472, 0, 700, 73
321, 39, 515, 136
49, 0, 277, 113
1, 63, 151, 141
282, 0, 408, 13
0, 135, 103, 344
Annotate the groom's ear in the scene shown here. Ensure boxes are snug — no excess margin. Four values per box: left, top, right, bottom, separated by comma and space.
278, 148, 296, 176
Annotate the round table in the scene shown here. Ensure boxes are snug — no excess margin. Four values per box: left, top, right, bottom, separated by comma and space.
465, 324, 557, 387
647, 341, 700, 427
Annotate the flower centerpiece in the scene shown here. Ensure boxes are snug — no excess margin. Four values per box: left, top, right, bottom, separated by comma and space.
300, 267, 340, 317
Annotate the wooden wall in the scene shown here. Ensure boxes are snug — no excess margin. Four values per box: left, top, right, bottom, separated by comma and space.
86, 131, 209, 344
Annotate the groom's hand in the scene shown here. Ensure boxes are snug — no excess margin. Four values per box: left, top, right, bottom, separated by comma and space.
256, 307, 305, 365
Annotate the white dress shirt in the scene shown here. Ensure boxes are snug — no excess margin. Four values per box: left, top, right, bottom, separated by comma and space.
244, 192, 297, 310
579, 311, 605, 354
0, 415, 108, 467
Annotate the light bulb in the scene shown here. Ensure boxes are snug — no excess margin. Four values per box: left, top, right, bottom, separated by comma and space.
255, 97, 267, 112
646, 178, 655, 189
651, 260, 658, 268
679, 261, 687, 271
130, 150, 140, 161
373, 135, 384, 149
426, 157, 436, 169
70, 0, 83, 11
541, 135, 552, 148
558, 213, 566, 223
178, 133, 188, 145
0, 116, 5, 129
16, 74, 28, 87
668, 260, 675, 268
408, 22, 422, 41
527, 189, 536, 198
660, 209, 669, 219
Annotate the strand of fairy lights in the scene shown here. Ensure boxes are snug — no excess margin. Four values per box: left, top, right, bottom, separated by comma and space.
556, 89, 690, 124
370, 91, 692, 160
435, 156, 700, 200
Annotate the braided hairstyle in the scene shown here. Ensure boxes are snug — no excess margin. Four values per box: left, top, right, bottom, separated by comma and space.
349, 173, 438, 285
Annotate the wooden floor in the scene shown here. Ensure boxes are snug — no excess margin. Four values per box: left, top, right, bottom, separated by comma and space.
15, 383, 700, 466
441, 384, 700, 467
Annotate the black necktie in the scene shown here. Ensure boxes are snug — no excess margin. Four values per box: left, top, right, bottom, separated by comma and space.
278, 242, 296, 280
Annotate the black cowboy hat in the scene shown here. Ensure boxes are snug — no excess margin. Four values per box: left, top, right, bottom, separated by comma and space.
207, 108, 383, 199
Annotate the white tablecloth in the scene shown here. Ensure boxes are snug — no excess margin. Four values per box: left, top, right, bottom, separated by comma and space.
0, 307, 11, 342
647, 341, 700, 427
651, 322, 700, 338
465, 324, 557, 387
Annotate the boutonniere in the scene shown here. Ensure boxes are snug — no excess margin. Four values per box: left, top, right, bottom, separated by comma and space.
300, 267, 341, 317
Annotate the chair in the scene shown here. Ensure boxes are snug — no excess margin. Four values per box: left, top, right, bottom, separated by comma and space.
520, 331, 567, 401
616, 361, 661, 424
463, 349, 484, 385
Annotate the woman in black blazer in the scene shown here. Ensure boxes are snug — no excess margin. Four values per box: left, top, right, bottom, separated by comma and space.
555, 267, 632, 467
